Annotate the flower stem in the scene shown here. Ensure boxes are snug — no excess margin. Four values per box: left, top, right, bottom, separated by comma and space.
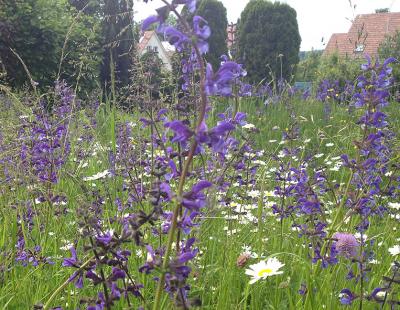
152, 3, 208, 309
43, 256, 94, 310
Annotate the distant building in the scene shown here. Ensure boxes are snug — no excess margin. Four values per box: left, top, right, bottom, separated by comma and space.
324, 12, 400, 58
227, 23, 237, 50
137, 31, 175, 71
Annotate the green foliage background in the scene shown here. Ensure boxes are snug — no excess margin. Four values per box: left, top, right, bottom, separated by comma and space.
0, 0, 102, 91
237, 0, 301, 83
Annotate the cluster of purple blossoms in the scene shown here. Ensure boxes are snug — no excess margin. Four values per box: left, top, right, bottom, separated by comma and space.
316, 79, 355, 104
57, 1, 251, 309
19, 81, 72, 185
337, 56, 399, 306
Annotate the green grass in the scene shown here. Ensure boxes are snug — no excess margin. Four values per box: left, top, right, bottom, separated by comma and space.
0, 94, 399, 310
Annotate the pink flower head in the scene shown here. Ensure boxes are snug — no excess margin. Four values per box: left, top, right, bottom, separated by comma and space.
333, 232, 359, 258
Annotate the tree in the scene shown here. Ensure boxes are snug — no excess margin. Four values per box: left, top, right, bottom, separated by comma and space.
295, 50, 323, 82
237, 0, 301, 83
100, 0, 135, 91
0, 0, 101, 91
195, 0, 228, 69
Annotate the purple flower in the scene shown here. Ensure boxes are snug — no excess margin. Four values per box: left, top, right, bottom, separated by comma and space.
339, 288, 356, 305
172, 0, 197, 12
141, 15, 162, 31
182, 180, 212, 211
205, 61, 246, 96
192, 15, 210, 54
163, 26, 189, 52
332, 232, 359, 258
165, 120, 193, 143
96, 231, 113, 246
62, 247, 79, 268
193, 16, 210, 40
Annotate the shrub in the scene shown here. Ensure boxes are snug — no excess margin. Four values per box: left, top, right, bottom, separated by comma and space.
0, 0, 102, 92
237, 0, 301, 83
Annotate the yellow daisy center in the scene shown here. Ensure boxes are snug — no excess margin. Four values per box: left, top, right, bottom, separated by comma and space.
258, 268, 273, 277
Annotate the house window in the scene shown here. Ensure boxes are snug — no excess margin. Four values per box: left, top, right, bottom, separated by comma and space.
146, 46, 158, 53
354, 44, 365, 53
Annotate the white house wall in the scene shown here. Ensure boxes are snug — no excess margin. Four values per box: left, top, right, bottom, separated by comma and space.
139, 34, 172, 71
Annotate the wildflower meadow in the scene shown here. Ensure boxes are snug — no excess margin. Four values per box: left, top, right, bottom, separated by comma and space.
1, 0, 400, 309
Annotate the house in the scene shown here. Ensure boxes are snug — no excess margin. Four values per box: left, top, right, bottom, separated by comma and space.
137, 31, 175, 71
324, 12, 400, 58
227, 23, 237, 50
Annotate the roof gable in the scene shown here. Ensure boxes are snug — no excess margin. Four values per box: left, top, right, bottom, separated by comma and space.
137, 31, 174, 71
324, 12, 400, 57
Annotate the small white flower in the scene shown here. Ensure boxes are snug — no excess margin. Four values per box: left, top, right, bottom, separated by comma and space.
34, 198, 43, 204
277, 151, 285, 158
375, 291, 386, 298
388, 245, 400, 256
242, 123, 256, 129
326, 143, 334, 147
245, 257, 284, 284
226, 229, 238, 236
304, 138, 311, 143
248, 190, 260, 198
314, 153, 324, 158
388, 202, 400, 210
329, 165, 340, 172
241, 245, 259, 258
83, 170, 110, 181
253, 160, 266, 166
60, 242, 74, 251
354, 232, 367, 242
269, 139, 277, 143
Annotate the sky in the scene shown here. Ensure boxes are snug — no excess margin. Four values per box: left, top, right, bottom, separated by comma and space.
134, 0, 400, 51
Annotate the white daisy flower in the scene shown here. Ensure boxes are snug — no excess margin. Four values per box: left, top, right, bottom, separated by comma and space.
388, 202, 400, 210
388, 245, 400, 256
242, 123, 256, 129
245, 257, 284, 284
83, 169, 110, 181
248, 190, 260, 198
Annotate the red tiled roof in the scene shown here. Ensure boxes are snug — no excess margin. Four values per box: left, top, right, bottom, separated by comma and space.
138, 31, 154, 53
324, 12, 400, 57
324, 33, 352, 57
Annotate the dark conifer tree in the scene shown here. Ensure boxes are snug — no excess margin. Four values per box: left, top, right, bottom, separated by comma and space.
237, 0, 301, 83
100, 0, 134, 91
